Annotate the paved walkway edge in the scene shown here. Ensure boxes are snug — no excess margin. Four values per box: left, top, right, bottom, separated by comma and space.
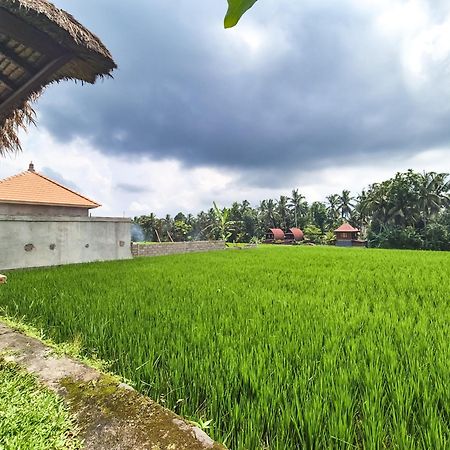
0, 322, 226, 450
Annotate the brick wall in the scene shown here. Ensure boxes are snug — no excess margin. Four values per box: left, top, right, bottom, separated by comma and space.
131, 240, 226, 258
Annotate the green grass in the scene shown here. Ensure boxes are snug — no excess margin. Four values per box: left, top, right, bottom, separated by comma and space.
1, 246, 450, 449
0, 359, 80, 450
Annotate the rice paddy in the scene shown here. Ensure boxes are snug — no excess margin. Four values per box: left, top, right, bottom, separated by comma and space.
1, 246, 449, 449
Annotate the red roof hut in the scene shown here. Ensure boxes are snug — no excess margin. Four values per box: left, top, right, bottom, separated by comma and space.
265, 228, 285, 243
284, 227, 304, 243
334, 223, 365, 247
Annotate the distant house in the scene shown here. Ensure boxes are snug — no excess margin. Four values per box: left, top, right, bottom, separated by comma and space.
265, 228, 304, 244
0, 163, 100, 217
0, 163, 131, 270
334, 223, 366, 247
284, 228, 304, 243
265, 228, 285, 243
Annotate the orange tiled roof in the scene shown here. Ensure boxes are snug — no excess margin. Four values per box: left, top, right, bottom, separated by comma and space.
335, 223, 359, 233
0, 169, 100, 209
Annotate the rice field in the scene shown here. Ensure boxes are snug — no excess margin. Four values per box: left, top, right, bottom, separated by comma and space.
1, 246, 450, 449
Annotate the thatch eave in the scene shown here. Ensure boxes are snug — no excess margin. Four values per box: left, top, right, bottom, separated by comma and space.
0, 0, 117, 155
1, 0, 117, 82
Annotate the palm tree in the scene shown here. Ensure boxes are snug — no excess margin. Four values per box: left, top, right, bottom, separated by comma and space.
288, 189, 308, 228
265, 199, 279, 228
418, 172, 449, 225
277, 195, 290, 230
326, 194, 341, 226
338, 190, 354, 219
352, 190, 370, 233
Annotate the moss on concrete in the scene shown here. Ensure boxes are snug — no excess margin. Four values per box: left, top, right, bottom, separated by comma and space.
61, 375, 225, 450
1, 322, 225, 450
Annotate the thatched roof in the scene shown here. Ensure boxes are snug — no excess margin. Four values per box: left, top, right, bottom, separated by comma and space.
0, 0, 116, 155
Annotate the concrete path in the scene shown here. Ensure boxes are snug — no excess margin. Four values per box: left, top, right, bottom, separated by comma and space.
0, 323, 226, 450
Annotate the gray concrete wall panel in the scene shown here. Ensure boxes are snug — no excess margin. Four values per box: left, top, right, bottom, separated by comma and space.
0, 204, 89, 216
0, 216, 131, 270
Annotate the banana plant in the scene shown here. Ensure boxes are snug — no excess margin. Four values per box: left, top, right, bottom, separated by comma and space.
203, 202, 239, 242
224, 0, 258, 28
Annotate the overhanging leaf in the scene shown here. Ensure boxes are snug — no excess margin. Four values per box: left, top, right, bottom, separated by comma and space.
224, 0, 258, 28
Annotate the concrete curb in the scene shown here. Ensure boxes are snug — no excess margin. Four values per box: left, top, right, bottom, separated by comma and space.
0, 323, 226, 450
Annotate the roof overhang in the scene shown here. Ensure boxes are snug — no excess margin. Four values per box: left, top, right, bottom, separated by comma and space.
0, 0, 116, 154
0, 199, 99, 208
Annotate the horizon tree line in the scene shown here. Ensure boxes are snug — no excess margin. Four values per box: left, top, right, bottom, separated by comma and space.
133, 170, 450, 251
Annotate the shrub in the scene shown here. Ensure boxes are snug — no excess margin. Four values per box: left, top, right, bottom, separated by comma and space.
324, 230, 336, 245
423, 223, 450, 251
303, 225, 323, 244
368, 226, 424, 250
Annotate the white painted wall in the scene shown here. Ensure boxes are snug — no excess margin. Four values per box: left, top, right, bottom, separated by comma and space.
0, 216, 132, 270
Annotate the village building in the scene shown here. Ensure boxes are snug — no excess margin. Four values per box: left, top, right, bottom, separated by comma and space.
284, 227, 304, 243
265, 227, 304, 244
0, 164, 131, 270
334, 223, 366, 247
0, 162, 100, 216
0, 2, 129, 271
265, 228, 285, 243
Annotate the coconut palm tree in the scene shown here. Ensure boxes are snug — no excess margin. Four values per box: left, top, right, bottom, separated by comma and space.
326, 194, 341, 226
288, 189, 308, 228
417, 172, 450, 225
264, 199, 279, 228
338, 190, 354, 219
277, 195, 290, 230
352, 190, 370, 234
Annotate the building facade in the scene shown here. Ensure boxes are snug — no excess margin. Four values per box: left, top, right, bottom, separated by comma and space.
0, 164, 131, 270
334, 223, 366, 247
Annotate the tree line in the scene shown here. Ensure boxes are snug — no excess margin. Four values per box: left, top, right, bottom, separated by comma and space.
133, 170, 450, 251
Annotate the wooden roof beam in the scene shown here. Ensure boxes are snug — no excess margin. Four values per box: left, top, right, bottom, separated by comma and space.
0, 72, 16, 91
0, 53, 71, 118
0, 8, 64, 59
0, 42, 36, 74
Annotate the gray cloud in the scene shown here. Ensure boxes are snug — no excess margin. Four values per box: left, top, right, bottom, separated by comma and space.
41, 167, 80, 192
35, 0, 450, 187
116, 182, 149, 194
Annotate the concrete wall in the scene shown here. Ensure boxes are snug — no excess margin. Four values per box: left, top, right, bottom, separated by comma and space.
0, 203, 89, 217
0, 216, 132, 270
131, 241, 226, 257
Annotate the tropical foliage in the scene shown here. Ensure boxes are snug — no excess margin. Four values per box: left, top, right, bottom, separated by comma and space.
133, 170, 450, 251
361, 171, 450, 250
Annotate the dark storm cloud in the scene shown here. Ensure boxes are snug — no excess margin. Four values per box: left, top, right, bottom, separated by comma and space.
36, 0, 450, 185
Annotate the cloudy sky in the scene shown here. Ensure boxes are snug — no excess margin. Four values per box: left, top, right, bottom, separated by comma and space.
2, 0, 450, 216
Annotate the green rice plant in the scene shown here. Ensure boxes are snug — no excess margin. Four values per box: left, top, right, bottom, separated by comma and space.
1, 246, 450, 449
